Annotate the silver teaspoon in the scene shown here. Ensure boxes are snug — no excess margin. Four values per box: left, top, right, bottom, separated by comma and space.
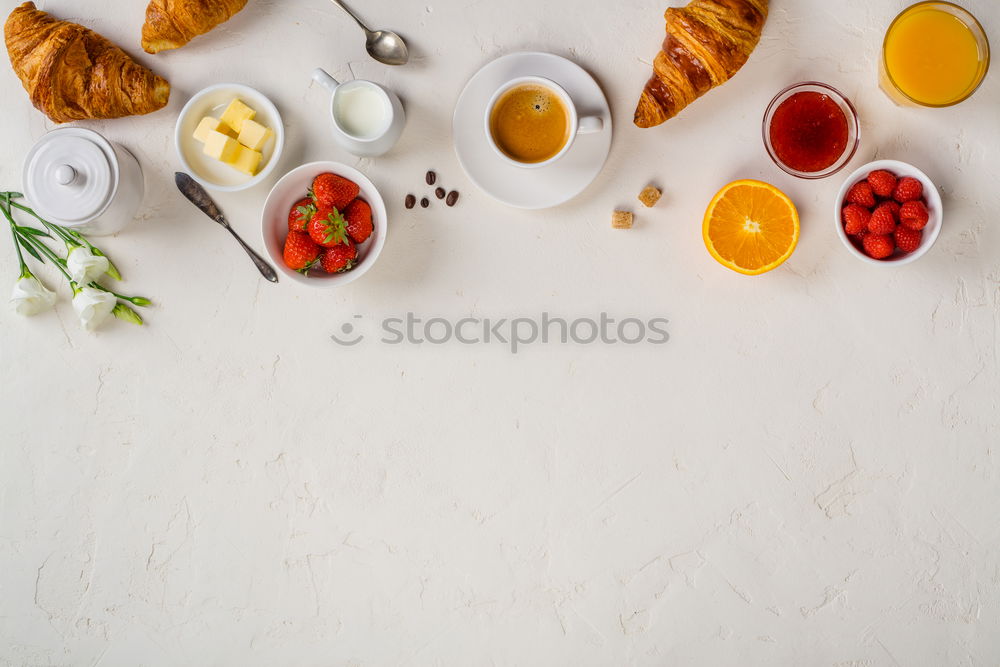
329, 0, 409, 66
174, 173, 278, 283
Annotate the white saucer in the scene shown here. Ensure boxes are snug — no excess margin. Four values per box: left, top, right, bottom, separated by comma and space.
453, 52, 613, 210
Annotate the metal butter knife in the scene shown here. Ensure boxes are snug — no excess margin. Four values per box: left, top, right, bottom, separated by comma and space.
175, 173, 278, 283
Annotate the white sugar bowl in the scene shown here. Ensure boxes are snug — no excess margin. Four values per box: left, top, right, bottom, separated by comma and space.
23, 127, 144, 236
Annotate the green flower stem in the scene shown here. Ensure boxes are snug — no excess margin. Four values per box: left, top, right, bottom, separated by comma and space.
13, 225, 73, 282
91, 285, 152, 307
3, 195, 121, 280
2, 196, 29, 277
40, 221, 74, 246
14, 225, 151, 308
7, 201, 68, 240
5, 191, 151, 327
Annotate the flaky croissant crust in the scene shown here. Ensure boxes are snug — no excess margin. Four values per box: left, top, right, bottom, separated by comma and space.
5, 1, 170, 123
635, 0, 768, 128
142, 0, 249, 54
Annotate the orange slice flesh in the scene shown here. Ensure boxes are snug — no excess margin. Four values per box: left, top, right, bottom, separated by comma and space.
703, 180, 800, 275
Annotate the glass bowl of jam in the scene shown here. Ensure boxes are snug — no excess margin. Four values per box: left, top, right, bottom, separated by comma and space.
763, 82, 860, 179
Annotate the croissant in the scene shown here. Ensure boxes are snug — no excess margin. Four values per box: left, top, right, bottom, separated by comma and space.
634, 0, 768, 128
142, 0, 249, 54
5, 2, 170, 123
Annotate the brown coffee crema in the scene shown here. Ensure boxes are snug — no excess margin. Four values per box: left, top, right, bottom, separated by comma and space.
489, 84, 570, 164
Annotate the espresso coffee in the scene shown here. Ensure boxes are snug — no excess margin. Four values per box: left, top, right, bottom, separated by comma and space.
489, 84, 570, 164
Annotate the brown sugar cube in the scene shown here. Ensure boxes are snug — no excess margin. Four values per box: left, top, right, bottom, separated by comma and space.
638, 185, 662, 208
611, 210, 633, 229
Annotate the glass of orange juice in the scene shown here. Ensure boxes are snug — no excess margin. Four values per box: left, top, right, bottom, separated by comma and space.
881, 1, 990, 107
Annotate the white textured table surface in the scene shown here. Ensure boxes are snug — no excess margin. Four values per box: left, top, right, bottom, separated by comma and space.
2, 1, 999, 665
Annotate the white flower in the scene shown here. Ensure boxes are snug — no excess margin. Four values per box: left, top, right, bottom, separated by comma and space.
72, 286, 116, 331
66, 245, 109, 285
10, 275, 57, 316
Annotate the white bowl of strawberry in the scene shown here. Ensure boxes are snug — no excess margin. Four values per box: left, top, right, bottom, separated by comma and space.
261, 161, 387, 286
836, 160, 942, 265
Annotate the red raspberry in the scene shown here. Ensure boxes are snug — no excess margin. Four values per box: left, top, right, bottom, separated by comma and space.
880, 200, 901, 220
842, 204, 870, 236
894, 227, 923, 253
863, 234, 895, 260
893, 177, 923, 203
845, 181, 876, 208
849, 231, 868, 253
867, 170, 898, 198
899, 200, 929, 230
868, 203, 897, 235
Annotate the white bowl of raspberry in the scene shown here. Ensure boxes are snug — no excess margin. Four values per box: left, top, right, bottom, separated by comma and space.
835, 159, 942, 266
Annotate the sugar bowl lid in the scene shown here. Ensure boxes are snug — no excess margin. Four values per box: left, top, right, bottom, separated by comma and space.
23, 127, 120, 226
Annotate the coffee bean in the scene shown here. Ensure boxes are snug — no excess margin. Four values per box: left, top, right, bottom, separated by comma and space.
404, 194, 416, 209
446, 191, 460, 207
435, 187, 445, 199
426, 171, 437, 185
420, 197, 430, 208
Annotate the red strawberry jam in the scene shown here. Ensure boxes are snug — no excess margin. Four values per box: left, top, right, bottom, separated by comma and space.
768, 91, 849, 174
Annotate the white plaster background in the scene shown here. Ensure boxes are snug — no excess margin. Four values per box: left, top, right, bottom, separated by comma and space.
1, 0, 999, 665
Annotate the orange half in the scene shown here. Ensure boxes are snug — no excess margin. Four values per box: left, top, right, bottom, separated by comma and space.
703, 180, 800, 275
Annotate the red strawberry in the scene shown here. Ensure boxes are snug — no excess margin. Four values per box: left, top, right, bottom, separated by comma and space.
868, 203, 897, 235
845, 181, 876, 208
344, 198, 373, 244
320, 241, 358, 273
899, 200, 929, 230
867, 170, 898, 198
308, 207, 349, 247
862, 234, 895, 260
288, 197, 316, 232
893, 177, 923, 203
894, 226, 923, 253
282, 231, 320, 271
311, 173, 359, 210
842, 204, 870, 236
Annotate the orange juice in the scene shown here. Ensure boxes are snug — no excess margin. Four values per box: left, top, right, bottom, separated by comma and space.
881, 2, 989, 107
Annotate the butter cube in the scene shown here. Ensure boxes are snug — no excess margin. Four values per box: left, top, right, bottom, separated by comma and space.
203, 130, 241, 163
219, 98, 256, 133
237, 119, 273, 151
228, 145, 262, 176
193, 116, 236, 143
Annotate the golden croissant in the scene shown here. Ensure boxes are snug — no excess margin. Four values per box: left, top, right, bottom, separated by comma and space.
5, 2, 170, 123
142, 0, 249, 54
635, 0, 768, 128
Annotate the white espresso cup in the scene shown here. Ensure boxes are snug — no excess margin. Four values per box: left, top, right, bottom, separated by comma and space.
312, 68, 406, 157
484, 76, 603, 169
